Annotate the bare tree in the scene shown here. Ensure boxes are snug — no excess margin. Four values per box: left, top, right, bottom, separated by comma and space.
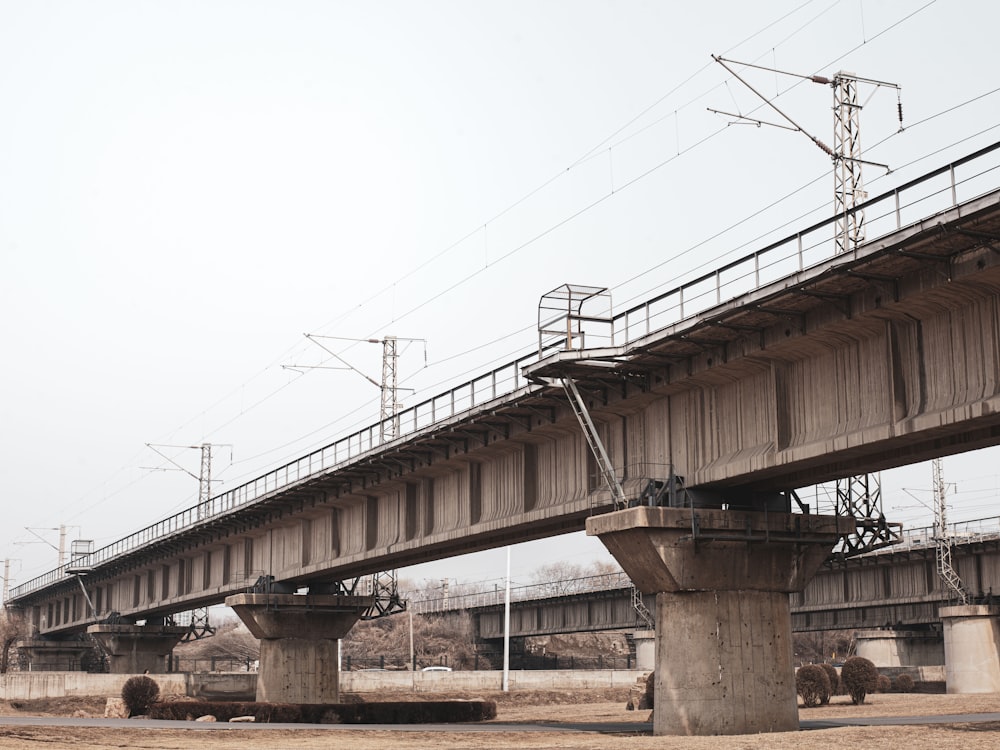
530, 559, 623, 596
173, 620, 260, 668
0, 608, 26, 674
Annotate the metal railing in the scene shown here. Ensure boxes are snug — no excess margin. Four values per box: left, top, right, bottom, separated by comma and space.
412, 571, 633, 614
863, 515, 1000, 555
10, 140, 1000, 601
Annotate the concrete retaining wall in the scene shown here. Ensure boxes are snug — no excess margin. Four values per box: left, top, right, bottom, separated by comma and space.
1, 669, 643, 700
0, 672, 189, 701
342, 669, 644, 693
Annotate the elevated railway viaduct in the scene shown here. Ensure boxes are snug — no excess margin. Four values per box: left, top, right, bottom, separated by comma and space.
8, 143, 1000, 734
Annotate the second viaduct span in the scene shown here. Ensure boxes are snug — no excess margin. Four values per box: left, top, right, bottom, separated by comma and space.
9, 142, 1000, 734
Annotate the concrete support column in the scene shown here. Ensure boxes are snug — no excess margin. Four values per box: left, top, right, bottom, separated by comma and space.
226, 593, 372, 704
587, 506, 851, 736
16, 638, 94, 672
854, 629, 944, 668
86, 624, 188, 674
940, 604, 1000, 693
631, 630, 656, 671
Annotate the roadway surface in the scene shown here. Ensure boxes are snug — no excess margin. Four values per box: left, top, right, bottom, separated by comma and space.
2, 713, 999, 733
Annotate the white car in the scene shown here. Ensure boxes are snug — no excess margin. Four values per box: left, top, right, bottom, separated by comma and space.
421, 665, 452, 672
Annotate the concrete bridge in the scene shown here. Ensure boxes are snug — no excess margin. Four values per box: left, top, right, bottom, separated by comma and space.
7, 141, 1000, 734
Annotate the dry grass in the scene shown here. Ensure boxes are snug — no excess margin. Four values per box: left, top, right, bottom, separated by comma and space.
0, 689, 998, 749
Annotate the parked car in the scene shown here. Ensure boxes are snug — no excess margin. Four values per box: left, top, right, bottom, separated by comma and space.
421, 666, 452, 672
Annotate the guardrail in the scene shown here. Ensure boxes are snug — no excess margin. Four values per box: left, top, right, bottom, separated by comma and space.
864, 515, 1000, 555
412, 571, 634, 613
10, 140, 1000, 601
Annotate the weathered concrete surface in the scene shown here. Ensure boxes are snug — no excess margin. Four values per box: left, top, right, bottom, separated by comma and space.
588, 506, 852, 736
227, 593, 370, 703
86, 624, 188, 674
941, 604, 1000, 693
854, 629, 944, 668
0, 669, 642, 700
0, 671, 189, 701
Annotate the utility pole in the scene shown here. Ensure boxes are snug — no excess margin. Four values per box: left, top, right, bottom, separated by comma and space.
2, 558, 10, 603
145, 442, 230, 521
145, 442, 230, 640
711, 56, 903, 554
284, 334, 427, 622
932, 458, 968, 603
22, 525, 72, 568
294, 334, 426, 445
710, 56, 902, 254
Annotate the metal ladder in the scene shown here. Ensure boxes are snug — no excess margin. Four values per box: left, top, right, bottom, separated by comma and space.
560, 376, 626, 509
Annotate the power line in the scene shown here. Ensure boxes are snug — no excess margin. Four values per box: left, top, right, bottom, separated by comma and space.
29, 0, 967, 531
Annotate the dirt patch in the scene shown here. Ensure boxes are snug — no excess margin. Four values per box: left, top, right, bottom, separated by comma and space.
0, 696, 107, 718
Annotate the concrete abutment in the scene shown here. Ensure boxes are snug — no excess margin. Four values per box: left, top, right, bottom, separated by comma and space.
587, 506, 852, 736
226, 593, 372, 703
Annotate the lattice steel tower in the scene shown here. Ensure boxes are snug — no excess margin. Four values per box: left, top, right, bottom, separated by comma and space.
711, 57, 903, 553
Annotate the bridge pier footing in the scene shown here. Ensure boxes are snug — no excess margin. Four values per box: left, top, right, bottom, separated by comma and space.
86, 624, 189, 674
587, 506, 851, 736
941, 604, 1000, 693
226, 593, 372, 704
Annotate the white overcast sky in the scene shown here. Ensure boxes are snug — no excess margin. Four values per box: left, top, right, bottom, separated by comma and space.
2, 0, 1000, 597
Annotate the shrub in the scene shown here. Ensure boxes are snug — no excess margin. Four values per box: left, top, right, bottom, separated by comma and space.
121, 675, 160, 717
876, 674, 891, 692
840, 656, 879, 705
895, 674, 915, 692
645, 671, 655, 707
795, 665, 831, 708
819, 663, 839, 701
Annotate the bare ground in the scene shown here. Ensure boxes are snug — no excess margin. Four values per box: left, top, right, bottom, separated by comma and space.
0, 689, 998, 749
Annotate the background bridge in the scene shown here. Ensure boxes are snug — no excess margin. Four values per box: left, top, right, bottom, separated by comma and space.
414, 516, 1000, 639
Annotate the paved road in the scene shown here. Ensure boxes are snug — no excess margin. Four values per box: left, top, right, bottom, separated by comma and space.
2, 713, 1000, 733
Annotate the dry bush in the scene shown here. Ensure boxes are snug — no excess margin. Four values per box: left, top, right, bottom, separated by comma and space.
876, 674, 892, 692
841, 656, 879, 705
121, 675, 160, 717
819, 663, 840, 700
895, 674, 915, 692
795, 665, 831, 708
0, 609, 26, 674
